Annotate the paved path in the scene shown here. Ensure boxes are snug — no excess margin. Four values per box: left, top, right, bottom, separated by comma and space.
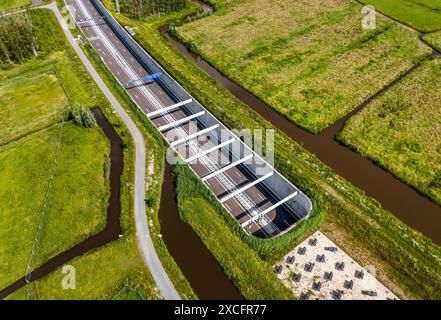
41, 1, 180, 300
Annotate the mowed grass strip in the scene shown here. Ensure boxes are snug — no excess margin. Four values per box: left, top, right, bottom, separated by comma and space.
0, 123, 109, 289
359, 0, 441, 32
176, 0, 430, 133
340, 58, 441, 205
0, 68, 68, 145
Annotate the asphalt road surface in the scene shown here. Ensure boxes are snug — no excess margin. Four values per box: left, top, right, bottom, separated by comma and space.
69, 0, 302, 238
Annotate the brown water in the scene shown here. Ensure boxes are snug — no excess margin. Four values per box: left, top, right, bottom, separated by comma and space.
0, 109, 123, 299
163, 32, 441, 245
158, 164, 243, 300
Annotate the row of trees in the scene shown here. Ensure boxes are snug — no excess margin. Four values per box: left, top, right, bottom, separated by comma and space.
119, 0, 187, 19
0, 11, 37, 64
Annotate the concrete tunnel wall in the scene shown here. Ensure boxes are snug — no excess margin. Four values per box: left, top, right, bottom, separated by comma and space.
91, 0, 313, 231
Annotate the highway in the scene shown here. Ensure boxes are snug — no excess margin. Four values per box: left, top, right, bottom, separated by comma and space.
68, 0, 309, 238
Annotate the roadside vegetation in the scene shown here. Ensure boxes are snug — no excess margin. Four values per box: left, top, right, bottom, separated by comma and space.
358, 0, 441, 32
120, 0, 187, 19
103, 0, 441, 299
174, 0, 430, 133
1, 8, 164, 299
339, 58, 441, 205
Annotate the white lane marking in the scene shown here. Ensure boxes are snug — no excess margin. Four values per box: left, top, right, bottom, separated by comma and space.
76, 0, 276, 236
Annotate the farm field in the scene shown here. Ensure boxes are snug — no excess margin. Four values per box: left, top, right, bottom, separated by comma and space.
426, 31, 441, 52
359, 0, 441, 32
339, 58, 441, 205
105, 0, 441, 299
0, 123, 109, 290
0, 8, 164, 299
0, 65, 68, 145
0, 0, 30, 11
175, 0, 431, 133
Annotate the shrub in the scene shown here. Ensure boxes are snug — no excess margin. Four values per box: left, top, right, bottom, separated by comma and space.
70, 105, 96, 128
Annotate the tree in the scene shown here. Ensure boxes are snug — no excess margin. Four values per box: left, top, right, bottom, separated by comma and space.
70, 105, 97, 128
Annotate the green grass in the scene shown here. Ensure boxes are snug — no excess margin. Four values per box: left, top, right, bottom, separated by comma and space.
0, 67, 68, 145
339, 57, 441, 205
175, 0, 430, 133
103, 0, 441, 299
174, 164, 293, 299
0, 0, 30, 11
0, 123, 109, 290
426, 30, 441, 52
359, 0, 441, 32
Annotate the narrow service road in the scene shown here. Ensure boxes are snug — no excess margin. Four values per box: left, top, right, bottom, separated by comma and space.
42, 1, 180, 300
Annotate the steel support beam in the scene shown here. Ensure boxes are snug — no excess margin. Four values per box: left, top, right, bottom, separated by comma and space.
185, 138, 235, 163
202, 154, 254, 182
220, 171, 274, 203
170, 124, 219, 147
147, 99, 192, 118
158, 111, 205, 132
241, 191, 298, 228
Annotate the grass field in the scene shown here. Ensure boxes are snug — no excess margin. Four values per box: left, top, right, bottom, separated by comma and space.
339, 57, 441, 205
0, 0, 30, 11
0, 123, 109, 290
175, 0, 430, 133
0, 66, 68, 145
104, 0, 441, 299
359, 0, 441, 32
426, 31, 441, 52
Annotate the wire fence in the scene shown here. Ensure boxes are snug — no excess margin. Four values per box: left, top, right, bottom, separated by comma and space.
24, 117, 65, 300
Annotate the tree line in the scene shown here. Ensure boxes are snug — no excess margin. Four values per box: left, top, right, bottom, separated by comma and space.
0, 10, 37, 65
120, 0, 187, 19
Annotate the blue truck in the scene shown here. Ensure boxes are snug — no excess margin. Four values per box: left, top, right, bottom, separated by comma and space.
124, 73, 161, 88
